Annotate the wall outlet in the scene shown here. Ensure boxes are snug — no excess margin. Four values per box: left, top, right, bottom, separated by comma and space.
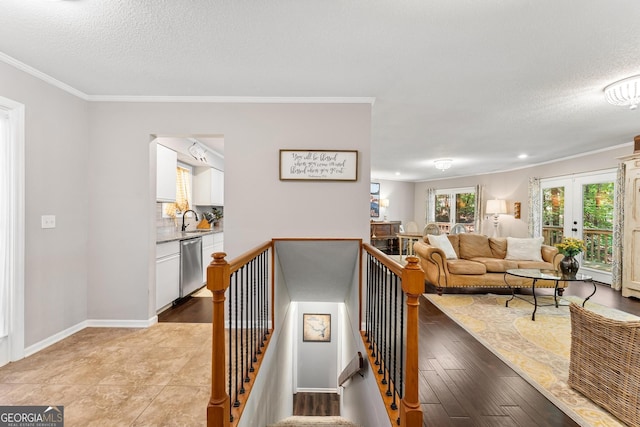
41, 215, 56, 229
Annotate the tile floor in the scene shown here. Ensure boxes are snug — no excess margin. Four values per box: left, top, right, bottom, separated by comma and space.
0, 323, 212, 426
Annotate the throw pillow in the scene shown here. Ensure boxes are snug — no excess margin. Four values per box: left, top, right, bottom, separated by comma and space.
505, 237, 543, 261
427, 234, 458, 259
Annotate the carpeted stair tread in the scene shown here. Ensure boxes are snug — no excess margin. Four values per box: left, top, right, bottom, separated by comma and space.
268, 415, 359, 426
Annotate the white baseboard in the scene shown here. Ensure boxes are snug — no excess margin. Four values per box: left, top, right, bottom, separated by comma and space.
23, 316, 158, 358
296, 387, 338, 394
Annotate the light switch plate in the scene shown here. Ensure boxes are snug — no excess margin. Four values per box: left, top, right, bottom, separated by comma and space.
41, 215, 56, 229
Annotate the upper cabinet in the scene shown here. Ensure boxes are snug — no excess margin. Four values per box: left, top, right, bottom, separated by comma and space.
156, 144, 177, 202
194, 167, 224, 206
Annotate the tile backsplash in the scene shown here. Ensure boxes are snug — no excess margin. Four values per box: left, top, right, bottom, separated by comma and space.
156, 203, 223, 235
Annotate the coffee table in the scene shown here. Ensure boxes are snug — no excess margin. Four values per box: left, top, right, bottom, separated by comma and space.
504, 268, 595, 321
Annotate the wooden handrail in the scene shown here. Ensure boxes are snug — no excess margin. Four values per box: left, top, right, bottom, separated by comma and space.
363, 242, 404, 277
338, 352, 364, 386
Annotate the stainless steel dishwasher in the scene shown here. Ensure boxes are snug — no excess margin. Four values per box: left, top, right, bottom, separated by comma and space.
180, 237, 203, 297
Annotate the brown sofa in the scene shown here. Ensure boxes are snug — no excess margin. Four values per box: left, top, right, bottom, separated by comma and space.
413, 233, 564, 295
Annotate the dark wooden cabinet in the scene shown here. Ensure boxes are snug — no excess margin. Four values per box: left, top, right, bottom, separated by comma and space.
370, 221, 401, 253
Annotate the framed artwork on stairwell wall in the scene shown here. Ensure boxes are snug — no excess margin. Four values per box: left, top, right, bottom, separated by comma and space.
371, 182, 380, 218
303, 313, 331, 342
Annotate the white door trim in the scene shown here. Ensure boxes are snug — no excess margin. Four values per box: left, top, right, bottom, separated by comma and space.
0, 96, 25, 366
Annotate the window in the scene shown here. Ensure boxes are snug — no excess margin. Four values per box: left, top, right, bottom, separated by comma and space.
163, 164, 192, 218
433, 187, 476, 232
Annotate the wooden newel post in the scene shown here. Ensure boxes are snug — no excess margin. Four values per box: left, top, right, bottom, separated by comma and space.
207, 252, 231, 427
400, 256, 424, 427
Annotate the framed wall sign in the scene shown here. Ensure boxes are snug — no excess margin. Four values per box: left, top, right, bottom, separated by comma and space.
302, 313, 331, 342
280, 150, 358, 181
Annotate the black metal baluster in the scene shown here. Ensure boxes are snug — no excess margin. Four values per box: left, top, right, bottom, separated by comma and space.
244, 265, 250, 384
373, 259, 380, 360
390, 275, 398, 408
250, 258, 256, 371
380, 264, 387, 380
239, 266, 246, 394
234, 271, 241, 405
365, 255, 372, 342
228, 272, 235, 421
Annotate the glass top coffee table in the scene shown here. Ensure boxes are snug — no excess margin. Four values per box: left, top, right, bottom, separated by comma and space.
504, 268, 595, 321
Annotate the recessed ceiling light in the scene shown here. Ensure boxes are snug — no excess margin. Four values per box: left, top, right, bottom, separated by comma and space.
395, 172, 401, 176
518, 154, 528, 159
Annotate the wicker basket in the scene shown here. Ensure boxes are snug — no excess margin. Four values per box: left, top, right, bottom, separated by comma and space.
568, 303, 640, 427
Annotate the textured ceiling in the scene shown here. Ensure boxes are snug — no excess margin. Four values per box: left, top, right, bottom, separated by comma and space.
1, 0, 640, 181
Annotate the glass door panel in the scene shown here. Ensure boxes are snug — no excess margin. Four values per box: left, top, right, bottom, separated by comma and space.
581, 182, 614, 273
542, 186, 565, 246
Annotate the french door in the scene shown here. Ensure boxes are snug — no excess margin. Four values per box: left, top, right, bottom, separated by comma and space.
541, 170, 616, 284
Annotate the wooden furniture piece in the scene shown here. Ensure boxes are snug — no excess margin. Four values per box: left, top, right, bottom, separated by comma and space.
370, 221, 401, 253
569, 303, 640, 426
397, 232, 423, 263
620, 152, 640, 299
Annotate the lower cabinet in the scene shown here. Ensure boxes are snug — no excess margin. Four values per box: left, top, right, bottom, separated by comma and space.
156, 241, 180, 311
202, 232, 224, 284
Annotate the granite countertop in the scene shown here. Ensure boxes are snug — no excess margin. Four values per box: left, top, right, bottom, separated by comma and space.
156, 228, 223, 244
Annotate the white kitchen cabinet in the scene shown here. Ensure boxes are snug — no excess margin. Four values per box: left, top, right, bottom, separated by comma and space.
193, 167, 224, 206
156, 241, 180, 311
202, 232, 224, 284
156, 144, 177, 202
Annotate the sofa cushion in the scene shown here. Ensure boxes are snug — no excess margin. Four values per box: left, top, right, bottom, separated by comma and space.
506, 237, 544, 262
458, 234, 493, 260
446, 259, 486, 275
427, 234, 458, 259
489, 237, 508, 259
471, 257, 519, 273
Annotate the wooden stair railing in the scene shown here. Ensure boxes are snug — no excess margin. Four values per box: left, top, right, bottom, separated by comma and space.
362, 243, 423, 427
338, 352, 364, 386
207, 241, 274, 427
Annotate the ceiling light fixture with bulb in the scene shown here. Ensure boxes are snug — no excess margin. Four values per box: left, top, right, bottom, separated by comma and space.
434, 158, 452, 171
604, 75, 640, 110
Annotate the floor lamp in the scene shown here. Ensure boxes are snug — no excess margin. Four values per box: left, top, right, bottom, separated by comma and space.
486, 199, 507, 237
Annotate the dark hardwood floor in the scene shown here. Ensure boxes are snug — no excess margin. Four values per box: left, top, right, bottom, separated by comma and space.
158, 295, 212, 323
159, 282, 640, 425
293, 392, 340, 417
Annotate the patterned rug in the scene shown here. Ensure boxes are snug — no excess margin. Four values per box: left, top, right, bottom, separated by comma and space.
424, 293, 639, 427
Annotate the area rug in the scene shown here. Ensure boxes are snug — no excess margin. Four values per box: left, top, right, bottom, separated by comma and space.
424, 293, 639, 427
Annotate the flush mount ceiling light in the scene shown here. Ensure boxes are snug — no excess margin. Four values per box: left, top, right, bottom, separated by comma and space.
604, 75, 640, 110
434, 158, 452, 171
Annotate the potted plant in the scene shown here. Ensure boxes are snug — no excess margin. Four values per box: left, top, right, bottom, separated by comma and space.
555, 237, 585, 277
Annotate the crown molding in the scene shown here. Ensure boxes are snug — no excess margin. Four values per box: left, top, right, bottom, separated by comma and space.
87, 95, 376, 104
1, 52, 375, 105
0, 52, 89, 100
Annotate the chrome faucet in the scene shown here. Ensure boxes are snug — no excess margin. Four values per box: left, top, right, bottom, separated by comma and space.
181, 210, 198, 232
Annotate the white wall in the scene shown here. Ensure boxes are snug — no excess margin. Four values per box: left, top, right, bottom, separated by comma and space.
413, 145, 631, 231
0, 61, 89, 348
87, 102, 371, 321
370, 179, 414, 225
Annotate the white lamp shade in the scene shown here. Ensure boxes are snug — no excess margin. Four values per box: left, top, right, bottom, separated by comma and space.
380, 198, 389, 208
486, 199, 507, 215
